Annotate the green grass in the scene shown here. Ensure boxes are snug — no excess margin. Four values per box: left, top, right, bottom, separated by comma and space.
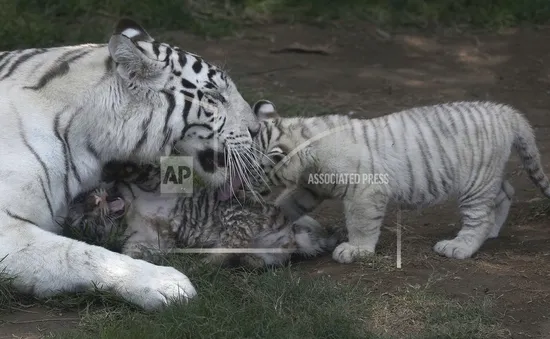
0, 241, 502, 338
52, 263, 371, 338
0, 266, 18, 313
61, 217, 130, 253
26, 255, 498, 339
0, 248, 504, 338
2, 0, 550, 50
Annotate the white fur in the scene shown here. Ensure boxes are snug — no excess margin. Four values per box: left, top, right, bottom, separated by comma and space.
117, 182, 179, 257
0, 20, 258, 310
252, 101, 550, 262
121, 28, 142, 39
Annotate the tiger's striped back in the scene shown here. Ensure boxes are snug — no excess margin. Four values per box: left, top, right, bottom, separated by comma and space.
254, 101, 550, 206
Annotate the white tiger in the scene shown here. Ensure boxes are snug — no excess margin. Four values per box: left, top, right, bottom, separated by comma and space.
247, 100, 550, 262
0, 19, 261, 310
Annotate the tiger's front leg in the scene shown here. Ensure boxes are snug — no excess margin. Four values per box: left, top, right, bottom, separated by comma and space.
0, 216, 196, 311
275, 186, 325, 222
332, 192, 388, 263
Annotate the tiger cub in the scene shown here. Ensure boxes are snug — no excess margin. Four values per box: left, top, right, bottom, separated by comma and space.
66, 161, 343, 268
248, 100, 550, 263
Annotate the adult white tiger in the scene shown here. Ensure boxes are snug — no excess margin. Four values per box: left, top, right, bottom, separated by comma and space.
0, 19, 261, 310
248, 100, 550, 262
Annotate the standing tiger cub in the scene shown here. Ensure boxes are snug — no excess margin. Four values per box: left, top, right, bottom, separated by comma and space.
249, 100, 550, 262
0, 18, 261, 310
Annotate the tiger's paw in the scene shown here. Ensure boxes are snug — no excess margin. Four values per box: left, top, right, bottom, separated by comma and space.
115, 259, 197, 311
332, 242, 374, 263
433, 239, 475, 259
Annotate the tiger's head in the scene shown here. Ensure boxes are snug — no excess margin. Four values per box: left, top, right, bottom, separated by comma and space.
107, 19, 260, 196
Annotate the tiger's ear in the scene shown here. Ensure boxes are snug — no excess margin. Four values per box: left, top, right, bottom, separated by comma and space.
253, 100, 279, 120
113, 18, 154, 42
108, 18, 164, 82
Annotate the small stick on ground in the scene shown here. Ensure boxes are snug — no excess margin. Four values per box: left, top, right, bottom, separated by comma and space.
270, 43, 332, 55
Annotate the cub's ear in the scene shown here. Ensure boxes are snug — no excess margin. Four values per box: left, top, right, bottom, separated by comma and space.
253, 100, 279, 120
108, 18, 164, 82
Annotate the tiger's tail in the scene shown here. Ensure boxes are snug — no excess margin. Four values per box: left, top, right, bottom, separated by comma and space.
513, 110, 550, 198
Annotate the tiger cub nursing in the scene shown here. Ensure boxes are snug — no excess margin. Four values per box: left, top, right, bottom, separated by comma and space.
66, 161, 342, 268
249, 100, 550, 262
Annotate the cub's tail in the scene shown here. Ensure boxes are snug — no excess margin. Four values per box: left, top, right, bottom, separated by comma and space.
513, 110, 550, 198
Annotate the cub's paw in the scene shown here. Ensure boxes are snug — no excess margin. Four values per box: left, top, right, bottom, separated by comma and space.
485, 233, 498, 240
486, 228, 500, 240
332, 242, 374, 263
117, 261, 197, 311
433, 239, 475, 259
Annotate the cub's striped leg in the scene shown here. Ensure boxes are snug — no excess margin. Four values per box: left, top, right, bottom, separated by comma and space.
434, 181, 500, 259
487, 180, 515, 239
332, 192, 388, 263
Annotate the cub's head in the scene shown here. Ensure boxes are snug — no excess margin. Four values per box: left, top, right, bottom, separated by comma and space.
108, 19, 260, 193
245, 100, 290, 196
65, 186, 127, 252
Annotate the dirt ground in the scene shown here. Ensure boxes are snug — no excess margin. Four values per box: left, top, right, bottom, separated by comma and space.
2, 23, 550, 338
182, 23, 550, 339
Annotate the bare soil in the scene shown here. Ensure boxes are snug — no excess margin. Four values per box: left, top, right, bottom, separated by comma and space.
180, 23, 550, 339
2, 23, 550, 338
0, 306, 80, 339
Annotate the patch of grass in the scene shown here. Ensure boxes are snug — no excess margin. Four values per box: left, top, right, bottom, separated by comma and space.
61, 217, 130, 254
37, 255, 502, 339
0, 252, 504, 338
51, 256, 375, 339
0, 267, 17, 312
369, 284, 501, 338
2, 0, 550, 50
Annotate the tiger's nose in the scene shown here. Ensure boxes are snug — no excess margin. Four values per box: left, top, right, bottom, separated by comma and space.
249, 128, 259, 138
248, 123, 261, 138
